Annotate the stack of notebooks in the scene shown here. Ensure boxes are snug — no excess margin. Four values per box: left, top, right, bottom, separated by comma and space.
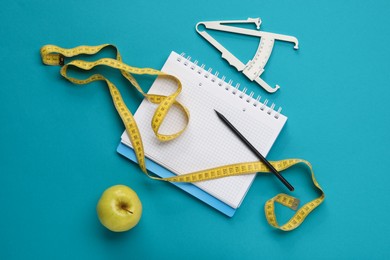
117, 51, 287, 216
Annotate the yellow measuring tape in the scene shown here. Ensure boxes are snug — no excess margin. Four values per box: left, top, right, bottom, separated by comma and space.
41, 44, 325, 231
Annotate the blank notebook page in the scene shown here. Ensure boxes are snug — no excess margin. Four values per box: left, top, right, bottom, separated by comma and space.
121, 51, 287, 209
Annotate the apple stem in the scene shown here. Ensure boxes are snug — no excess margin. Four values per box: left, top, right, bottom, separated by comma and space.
119, 202, 133, 214
121, 205, 133, 214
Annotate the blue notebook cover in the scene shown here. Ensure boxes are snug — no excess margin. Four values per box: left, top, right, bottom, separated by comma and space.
117, 142, 236, 217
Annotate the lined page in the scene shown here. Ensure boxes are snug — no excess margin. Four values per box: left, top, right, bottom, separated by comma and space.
121, 51, 287, 209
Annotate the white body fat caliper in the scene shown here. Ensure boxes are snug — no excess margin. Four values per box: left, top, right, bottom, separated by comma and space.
196, 18, 298, 93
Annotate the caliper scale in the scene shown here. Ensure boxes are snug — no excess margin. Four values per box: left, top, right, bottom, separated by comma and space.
196, 18, 298, 93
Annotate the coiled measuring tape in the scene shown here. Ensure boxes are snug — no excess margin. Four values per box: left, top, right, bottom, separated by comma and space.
41, 44, 325, 231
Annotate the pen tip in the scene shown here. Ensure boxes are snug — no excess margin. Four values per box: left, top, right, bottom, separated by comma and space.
215, 111, 224, 120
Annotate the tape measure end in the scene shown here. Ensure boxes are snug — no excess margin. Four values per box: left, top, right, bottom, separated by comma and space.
59, 54, 65, 66
291, 199, 300, 211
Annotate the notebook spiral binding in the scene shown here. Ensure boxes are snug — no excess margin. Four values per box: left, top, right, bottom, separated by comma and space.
176, 53, 282, 119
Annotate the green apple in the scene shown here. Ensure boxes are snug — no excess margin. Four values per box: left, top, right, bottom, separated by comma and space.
96, 185, 142, 232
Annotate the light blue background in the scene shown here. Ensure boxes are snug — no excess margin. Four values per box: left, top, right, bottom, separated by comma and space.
1, 0, 389, 259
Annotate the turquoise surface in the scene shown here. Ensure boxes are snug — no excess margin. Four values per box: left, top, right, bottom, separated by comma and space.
1, 0, 389, 259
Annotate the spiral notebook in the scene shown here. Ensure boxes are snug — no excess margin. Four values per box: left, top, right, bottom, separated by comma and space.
118, 51, 287, 216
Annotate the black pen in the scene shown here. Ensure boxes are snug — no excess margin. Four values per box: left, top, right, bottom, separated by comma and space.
215, 110, 294, 191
